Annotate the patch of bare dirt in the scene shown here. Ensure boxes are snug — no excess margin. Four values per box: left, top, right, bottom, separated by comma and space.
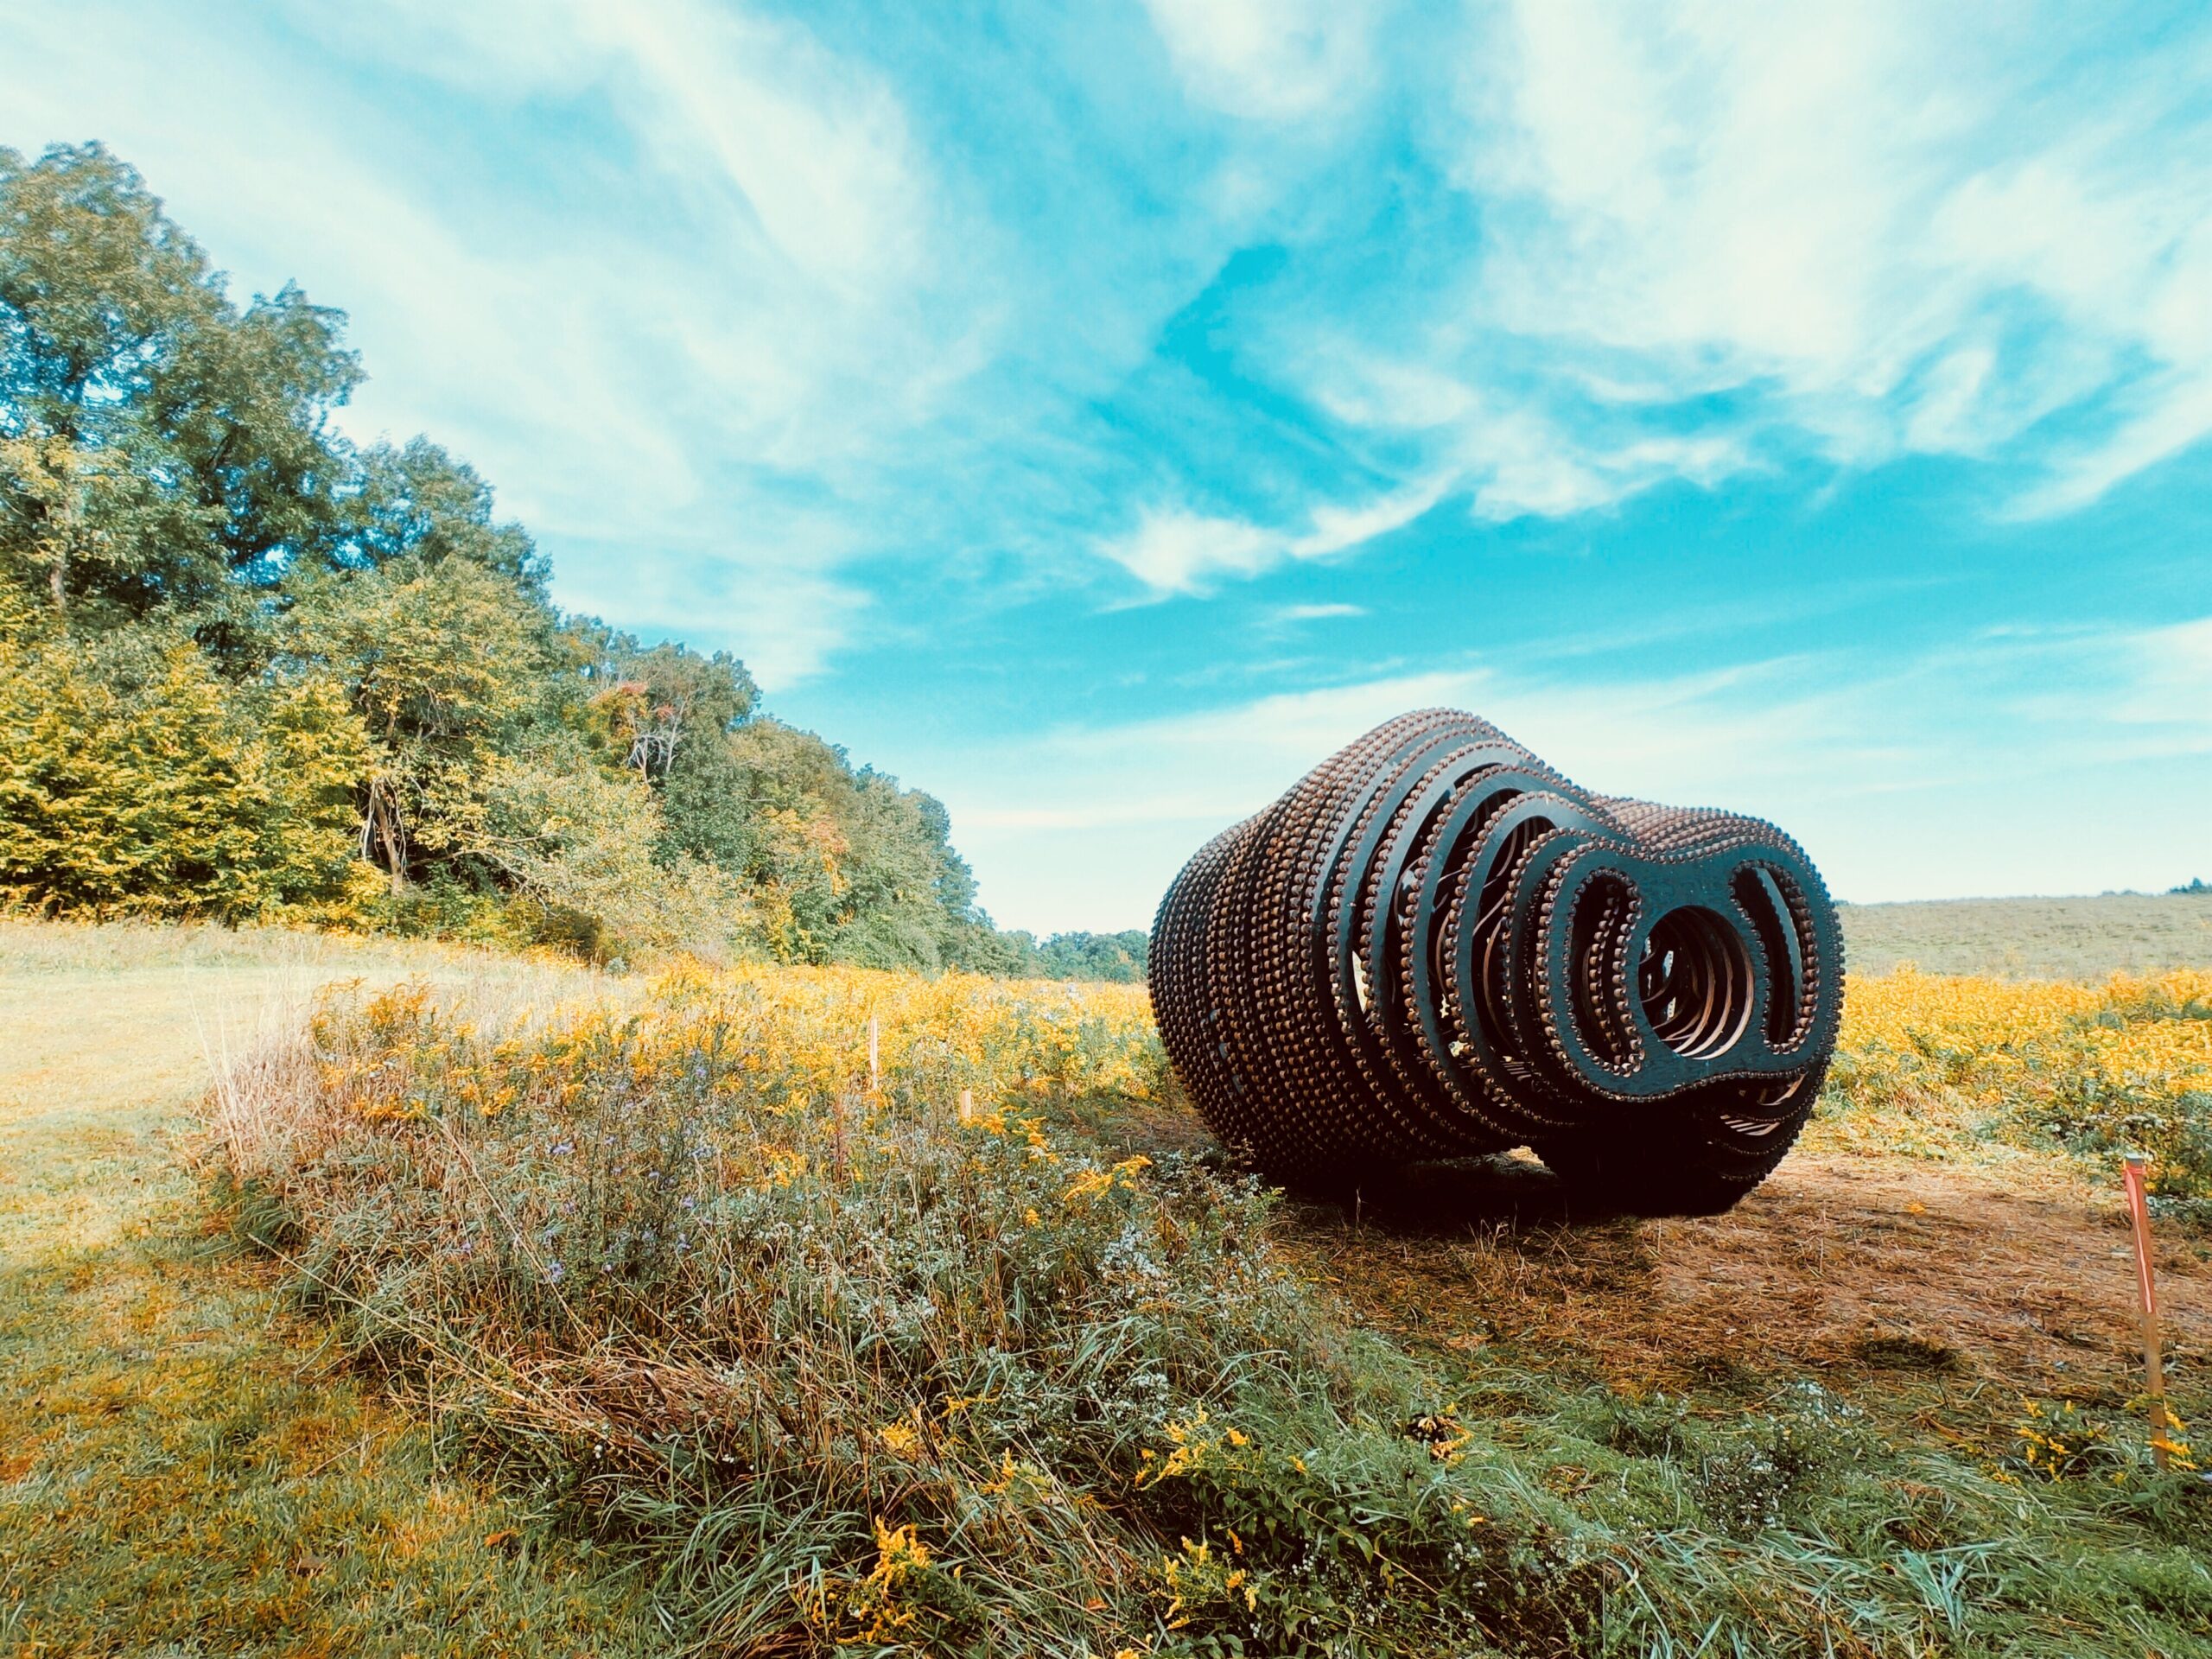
1278, 1154, 2211, 1396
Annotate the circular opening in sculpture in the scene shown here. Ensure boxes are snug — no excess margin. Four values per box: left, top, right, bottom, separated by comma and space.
1638, 906, 1753, 1059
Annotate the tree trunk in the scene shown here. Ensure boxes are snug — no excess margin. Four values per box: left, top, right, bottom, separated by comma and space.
363, 774, 408, 896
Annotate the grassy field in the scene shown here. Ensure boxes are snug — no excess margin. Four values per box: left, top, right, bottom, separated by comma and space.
0, 923, 675, 1657
1840, 890, 2212, 978
4, 920, 2210, 1656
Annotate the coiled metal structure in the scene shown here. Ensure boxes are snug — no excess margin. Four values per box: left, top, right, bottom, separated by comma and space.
1148, 710, 1843, 1210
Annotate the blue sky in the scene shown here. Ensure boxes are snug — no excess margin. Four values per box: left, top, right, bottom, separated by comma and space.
8, 0, 2209, 931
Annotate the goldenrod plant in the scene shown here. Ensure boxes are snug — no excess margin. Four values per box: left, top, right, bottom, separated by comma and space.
1827, 967, 2212, 1209
203, 957, 2212, 1656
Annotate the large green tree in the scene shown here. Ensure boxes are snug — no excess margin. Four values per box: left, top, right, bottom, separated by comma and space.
0, 141, 1033, 965
0, 143, 358, 641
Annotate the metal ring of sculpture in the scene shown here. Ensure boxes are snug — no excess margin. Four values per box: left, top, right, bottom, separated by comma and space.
1147, 710, 1844, 1210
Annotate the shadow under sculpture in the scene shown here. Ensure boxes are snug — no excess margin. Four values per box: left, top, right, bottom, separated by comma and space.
1147, 710, 1844, 1212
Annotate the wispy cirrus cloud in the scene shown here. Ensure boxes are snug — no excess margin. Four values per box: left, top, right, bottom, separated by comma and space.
17, 0, 2208, 653
1108, 0, 2212, 591
3, 0, 993, 683
1138, 0, 1376, 121
1098, 477, 1446, 594
939, 612, 2212, 929
1447, 0, 2212, 512
9, 0, 2209, 927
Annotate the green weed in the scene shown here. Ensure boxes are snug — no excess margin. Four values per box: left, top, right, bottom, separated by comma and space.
213, 967, 2212, 1657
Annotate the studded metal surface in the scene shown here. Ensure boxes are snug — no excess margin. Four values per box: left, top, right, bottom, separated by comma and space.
1147, 710, 1845, 1206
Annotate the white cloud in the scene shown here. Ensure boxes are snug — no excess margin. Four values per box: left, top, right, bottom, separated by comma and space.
1469, 416, 1749, 522
1107, 0, 2206, 569
580, 0, 925, 289
550, 518, 872, 687
2104, 613, 2212, 749
1099, 509, 1274, 594
1435, 0, 2212, 509
1274, 602, 1366, 622
2013, 372, 2212, 519
1298, 356, 1756, 527
1141, 0, 1373, 120
2, 0, 999, 685
285, 0, 929, 291
1141, 0, 2210, 564
1300, 480, 1442, 552
943, 619, 2212, 931
1098, 477, 1445, 594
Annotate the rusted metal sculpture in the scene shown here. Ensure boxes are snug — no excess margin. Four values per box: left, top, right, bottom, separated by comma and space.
1147, 711, 1842, 1210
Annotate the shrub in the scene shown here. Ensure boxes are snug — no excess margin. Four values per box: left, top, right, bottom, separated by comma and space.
215, 967, 1613, 1653
0, 630, 377, 923
1826, 968, 2212, 1207
214, 963, 2212, 1656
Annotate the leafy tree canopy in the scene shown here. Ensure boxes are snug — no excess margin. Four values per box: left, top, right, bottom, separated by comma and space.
0, 142, 1080, 973
997, 929, 1151, 983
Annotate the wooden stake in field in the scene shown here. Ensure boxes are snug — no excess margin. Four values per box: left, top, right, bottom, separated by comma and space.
868, 1015, 880, 1095
2122, 1154, 2171, 1469
958, 1088, 974, 1122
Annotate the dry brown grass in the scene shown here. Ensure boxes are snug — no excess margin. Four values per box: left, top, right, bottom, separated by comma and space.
1281, 1154, 2211, 1400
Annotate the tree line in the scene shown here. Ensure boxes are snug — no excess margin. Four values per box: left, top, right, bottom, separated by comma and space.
0, 142, 1144, 980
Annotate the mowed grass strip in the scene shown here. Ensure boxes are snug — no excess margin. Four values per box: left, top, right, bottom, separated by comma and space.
0, 925, 671, 1657
1840, 890, 2212, 978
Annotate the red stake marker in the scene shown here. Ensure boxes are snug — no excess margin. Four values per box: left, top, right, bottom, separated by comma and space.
2123, 1154, 2171, 1471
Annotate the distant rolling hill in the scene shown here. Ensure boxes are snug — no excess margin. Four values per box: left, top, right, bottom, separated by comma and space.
1839, 890, 2212, 979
